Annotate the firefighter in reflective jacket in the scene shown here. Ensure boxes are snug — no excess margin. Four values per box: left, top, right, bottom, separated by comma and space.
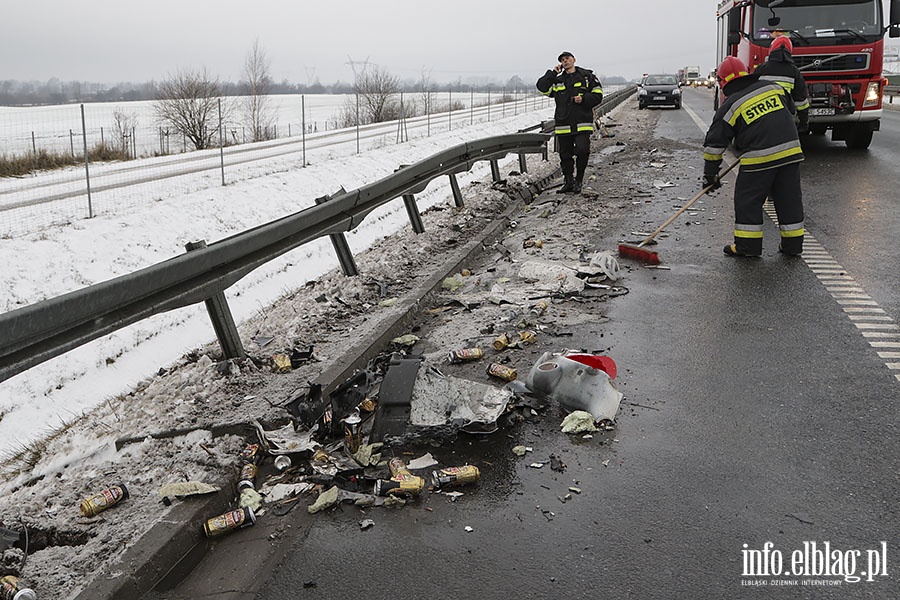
753, 35, 810, 132
536, 51, 603, 193
703, 56, 805, 257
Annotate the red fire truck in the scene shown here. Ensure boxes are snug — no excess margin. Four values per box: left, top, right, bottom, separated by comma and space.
716, 0, 900, 148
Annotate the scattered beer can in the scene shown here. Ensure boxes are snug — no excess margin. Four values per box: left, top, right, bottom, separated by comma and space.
530, 300, 549, 316
448, 347, 484, 364
343, 413, 363, 453
80, 483, 129, 517
238, 463, 258, 491
0, 575, 36, 600
239, 443, 261, 465
432, 465, 481, 489
272, 354, 292, 373
203, 507, 256, 538
518, 330, 537, 345
373, 476, 424, 496
492, 333, 510, 351
486, 362, 517, 381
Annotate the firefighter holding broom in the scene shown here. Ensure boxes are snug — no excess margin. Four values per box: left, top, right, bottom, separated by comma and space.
702, 56, 805, 258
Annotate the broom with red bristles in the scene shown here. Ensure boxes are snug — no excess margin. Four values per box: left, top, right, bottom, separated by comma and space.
618, 160, 738, 265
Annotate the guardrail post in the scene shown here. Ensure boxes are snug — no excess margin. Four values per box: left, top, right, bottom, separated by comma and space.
448, 173, 464, 207
489, 159, 501, 182
184, 240, 245, 360
518, 153, 528, 173
402, 194, 426, 233
315, 191, 359, 276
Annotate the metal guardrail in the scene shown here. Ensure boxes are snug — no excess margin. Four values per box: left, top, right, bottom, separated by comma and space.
0, 87, 637, 385
0, 133, 550, 384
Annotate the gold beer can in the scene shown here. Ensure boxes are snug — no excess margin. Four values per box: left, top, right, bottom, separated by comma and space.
518, 330, 536, 345
448, 347, 484, 364
80, 483, 129, 517
492, 333, 510, 351
0, 575, 36, 600
203, 507, 256, 537
486, 362, 517, 382
432, 465, 481, 489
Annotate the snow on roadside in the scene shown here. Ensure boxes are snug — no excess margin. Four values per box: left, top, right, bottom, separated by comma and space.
0, 108, 553, 458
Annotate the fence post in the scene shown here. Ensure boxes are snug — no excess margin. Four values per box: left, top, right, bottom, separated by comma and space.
184, 240, 245, 360
315, 191, 359, 277
218, 98, 225, 186
80, 104, 93, 218
302, 94, 307, 167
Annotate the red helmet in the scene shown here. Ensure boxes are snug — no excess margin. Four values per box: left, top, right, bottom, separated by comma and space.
716, 56, 749, 87
770, 35, 793, 53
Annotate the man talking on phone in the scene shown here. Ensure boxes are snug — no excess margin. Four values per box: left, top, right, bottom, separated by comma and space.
536, 51, 603, 193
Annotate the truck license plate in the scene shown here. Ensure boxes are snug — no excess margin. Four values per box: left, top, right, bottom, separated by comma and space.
809, 108, 835, 116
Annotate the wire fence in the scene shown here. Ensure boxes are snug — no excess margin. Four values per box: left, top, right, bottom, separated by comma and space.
0, 89, 554, 237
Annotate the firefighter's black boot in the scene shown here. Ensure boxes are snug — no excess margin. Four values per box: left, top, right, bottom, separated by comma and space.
557, 174, 575, 194
572, 172, 584, 194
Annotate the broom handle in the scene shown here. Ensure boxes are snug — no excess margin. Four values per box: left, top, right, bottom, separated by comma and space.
639, 159, 739, 247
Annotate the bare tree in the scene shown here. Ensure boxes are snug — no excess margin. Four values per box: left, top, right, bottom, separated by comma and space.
111, 110, 138, 156
241, 39, 276, 142
154, 68, 226, 150
342, 63, 400, 125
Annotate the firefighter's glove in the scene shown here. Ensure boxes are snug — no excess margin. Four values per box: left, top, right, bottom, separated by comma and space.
702, 173, 722, 193
797, 111, 810, 134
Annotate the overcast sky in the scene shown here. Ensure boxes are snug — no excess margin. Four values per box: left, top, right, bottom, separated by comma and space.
2, 1, 720, 86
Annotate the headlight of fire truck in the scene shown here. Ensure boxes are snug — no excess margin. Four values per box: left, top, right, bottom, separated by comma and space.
862, 81, 881, 108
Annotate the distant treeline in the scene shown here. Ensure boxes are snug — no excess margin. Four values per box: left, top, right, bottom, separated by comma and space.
0, 75, 632, 107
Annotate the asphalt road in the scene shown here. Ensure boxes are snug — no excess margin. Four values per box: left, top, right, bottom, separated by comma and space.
145, 87, 900, 600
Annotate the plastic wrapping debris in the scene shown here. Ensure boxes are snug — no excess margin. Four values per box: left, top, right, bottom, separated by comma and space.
441, 274, 466, 291
359, 519, 375, 530
407, 453, 439, 470
408, 366, 513, 433
253, 419, 318, 455
308, 486, 341, 514
266, 483, 316, 503
159, 481, 219, 505
391, 334, 420, 347
526, 351, 623, 421
239, 488, 263, 511
561, 411, 599, 433
588, 251, 620, 281
352, 443, 383, 467
517, 260, 585, 295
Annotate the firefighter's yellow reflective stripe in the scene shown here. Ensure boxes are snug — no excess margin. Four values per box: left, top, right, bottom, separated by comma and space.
740, 144, 803, 166
551, 84, 566, 93
591, 87, 603, 94
704, 152, 724, 161
796, 99, 810, 110
780, 221, 805, 237
540, 89, 552, 96
555, 126, 572, 135
730, 89, 785, 125
722, 70, 748, 83
577, 122, 594, 132
735, 228, 764, 239
573, 82, 583, 87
